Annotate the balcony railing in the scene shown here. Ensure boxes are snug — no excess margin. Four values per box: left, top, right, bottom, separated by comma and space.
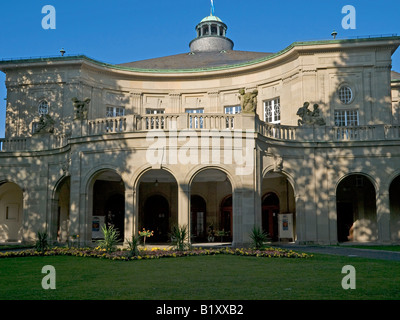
1, 113, 400, 152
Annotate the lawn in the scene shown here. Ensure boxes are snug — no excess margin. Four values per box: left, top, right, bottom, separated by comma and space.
1, 252, 399, 300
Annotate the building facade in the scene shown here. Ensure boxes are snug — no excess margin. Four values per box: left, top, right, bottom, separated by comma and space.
1, 13, 400, 246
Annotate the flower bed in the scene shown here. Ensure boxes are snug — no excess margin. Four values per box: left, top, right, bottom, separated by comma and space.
0, 246, 312, 261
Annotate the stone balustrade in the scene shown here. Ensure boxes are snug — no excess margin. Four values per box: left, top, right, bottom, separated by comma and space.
1, 113, 400, 152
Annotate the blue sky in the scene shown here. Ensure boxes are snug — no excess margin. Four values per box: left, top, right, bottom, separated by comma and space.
0, 0, 399, 137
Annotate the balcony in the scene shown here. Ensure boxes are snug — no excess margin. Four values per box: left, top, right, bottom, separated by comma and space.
0, 113, 400, 152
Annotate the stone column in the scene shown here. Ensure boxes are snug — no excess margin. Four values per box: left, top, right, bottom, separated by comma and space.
328, 194, 338, 244
377, 191, 391, 242
124, 188, 135, 244
68, 176, 81, 246
49, 198, 59, 242
232, 188, 258, 248
178, 184, 190, 238
295, 195, 306, 243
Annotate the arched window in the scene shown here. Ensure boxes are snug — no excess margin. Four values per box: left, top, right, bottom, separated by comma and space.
38, 100, 49, 115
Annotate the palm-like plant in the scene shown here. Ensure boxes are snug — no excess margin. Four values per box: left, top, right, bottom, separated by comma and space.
97, 225, 120, 253
249, 226, 269, 250
170, 224, 190, 251
35, 231, 49, 253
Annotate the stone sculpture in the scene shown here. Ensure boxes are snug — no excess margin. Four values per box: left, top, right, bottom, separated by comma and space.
72, 97, 91, 120
239, 88, 258, 113
34, 114, 55, 134
296, 102, 326, 126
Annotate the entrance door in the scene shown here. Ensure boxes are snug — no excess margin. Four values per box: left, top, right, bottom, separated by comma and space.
262, 193, 280, 241
105, 194, 125, 241
337, 202, 354, 242
221, 196, 233, 241
144, 195, 169, 242
191, 195, 207, 242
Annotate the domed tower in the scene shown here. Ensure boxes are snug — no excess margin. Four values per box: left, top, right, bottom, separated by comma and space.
189, 14, 234, 53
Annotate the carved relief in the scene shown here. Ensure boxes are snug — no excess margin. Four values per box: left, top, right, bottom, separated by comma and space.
72, 97, 91, 120
273, 155, 283, 172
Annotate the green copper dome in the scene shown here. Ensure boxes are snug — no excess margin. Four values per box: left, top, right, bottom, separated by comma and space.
200, 15, 223, 23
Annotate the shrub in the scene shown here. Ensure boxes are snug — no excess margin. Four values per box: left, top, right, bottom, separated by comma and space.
170, 225, 190, 251
126, 235, 141, 257
97, 225, 120, 253
249, 226, 269, 250
35, 231, 49, 253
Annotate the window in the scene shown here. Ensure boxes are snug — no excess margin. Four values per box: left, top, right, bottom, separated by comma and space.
186, 109, 204, 129
38, 100, 49, 116
146, 109, 165, 114
224, 106, 240, 129
145, 109, 165, 129
224, 106, 241, 114
106, 106, 125, 117
5, 204, 18, 221
334, 110, 360, 139
334, 110, 359, 127
338, 86, 354, 105
264, 98, 281, 124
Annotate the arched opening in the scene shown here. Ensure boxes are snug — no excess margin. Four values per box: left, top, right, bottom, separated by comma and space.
0, 181, 23, 242
262, 171, 296, 242
54, 176, 70, 243
262, 192, 280, 241
143, 194, 170, 242
190, 168, 233, 243
336, 174, 377, 242
138, 169, 178, 243
191, 195, 207, 243
91, 170, 125, 241
220, 195, 233, 242
389, 175, 400, 240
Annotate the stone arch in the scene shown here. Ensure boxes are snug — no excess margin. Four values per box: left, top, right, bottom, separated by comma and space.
336, 173, 378, 242
87, 168, 126, 242
189, 167, 234, 243
51, 175, 70, 243
0, 181, 24, 242
83, 164, 129, 194
137, 168, 179, 243
185, 164, 238, 190
262, 169, 296, 242
262, 166, 298, 198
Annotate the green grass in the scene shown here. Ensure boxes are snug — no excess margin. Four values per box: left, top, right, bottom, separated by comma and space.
1, 253, 399, 300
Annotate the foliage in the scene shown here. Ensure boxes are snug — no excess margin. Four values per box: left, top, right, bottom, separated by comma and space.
215, 229, 229, 242
126, 235, 141, 258
0, 246, 312, 261
35, 231, 49, 253
97, 225, 120, 253
249, 226, 269, 250
138, 228, 153, 247
170, 225, 190, 251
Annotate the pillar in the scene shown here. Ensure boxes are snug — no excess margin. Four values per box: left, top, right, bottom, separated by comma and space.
377, 191, 391, 242
124, 188, 134, 244
178, 184, 190, 236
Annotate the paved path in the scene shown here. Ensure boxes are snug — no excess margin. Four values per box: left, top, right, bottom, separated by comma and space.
275, 244, 400, 261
